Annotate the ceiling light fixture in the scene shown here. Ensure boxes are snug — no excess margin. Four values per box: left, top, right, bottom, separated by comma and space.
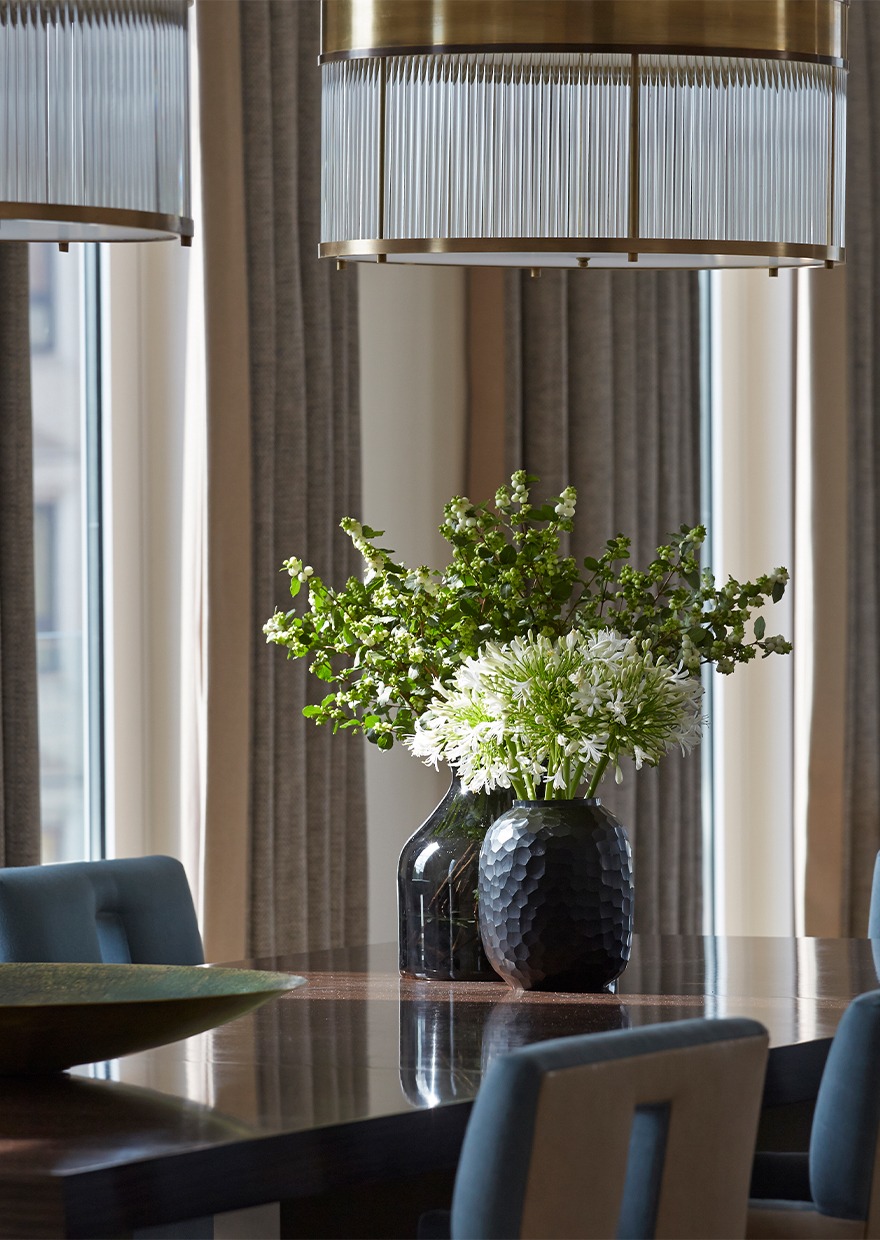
0, 0, 192, 246
319, 0, 847, 270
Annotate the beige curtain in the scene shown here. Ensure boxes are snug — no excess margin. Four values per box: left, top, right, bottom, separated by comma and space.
504, 271, 702, 934
238, 0, 367, 955
0, 246, 40, 867
843, 0, 880, 935
198, 0, 366, 957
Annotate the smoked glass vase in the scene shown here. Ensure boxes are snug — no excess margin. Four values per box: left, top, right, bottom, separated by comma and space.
398, 775, 512, 981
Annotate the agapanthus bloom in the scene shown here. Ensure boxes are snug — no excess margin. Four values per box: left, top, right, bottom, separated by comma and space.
407, 630, 704, 800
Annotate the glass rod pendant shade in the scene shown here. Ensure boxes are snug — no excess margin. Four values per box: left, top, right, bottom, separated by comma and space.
0, 0, 192, 244
319, 0, 848, 269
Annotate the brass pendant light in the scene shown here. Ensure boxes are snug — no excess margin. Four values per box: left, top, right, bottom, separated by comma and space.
0, 0, 192, 245
319, 0, 847, 270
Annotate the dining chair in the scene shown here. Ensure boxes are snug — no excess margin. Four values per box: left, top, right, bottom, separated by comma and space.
748, 989, 880, 1238
0, 855, 204, 964
869, 854, 880, 938
420, 1016, 769, 1240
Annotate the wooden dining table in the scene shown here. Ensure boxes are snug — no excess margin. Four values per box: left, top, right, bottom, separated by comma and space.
1, 934, 878, 1239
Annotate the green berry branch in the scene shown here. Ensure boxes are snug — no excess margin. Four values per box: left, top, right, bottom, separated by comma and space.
263, 472, 791, 748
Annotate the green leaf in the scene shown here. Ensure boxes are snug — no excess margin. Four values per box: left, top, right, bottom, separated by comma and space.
288, 578, 301, 599
360, 526, 384, 539
302, 705, 322, 718
754, 616, 766, 640
314, 662, 334, 682
498, 545, 517, 566
772, 581, 786, 603
584, 556, 601, 572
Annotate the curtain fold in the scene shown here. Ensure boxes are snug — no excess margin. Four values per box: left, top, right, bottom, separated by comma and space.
505, 270, 702, 934
843, 0, 880, 935
239, 0, 367, 955
0, 246, 40, 868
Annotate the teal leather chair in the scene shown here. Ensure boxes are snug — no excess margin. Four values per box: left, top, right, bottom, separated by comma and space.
868, 854, 880, 938
749, 990, 880, 1238
0, 856, 204, 964
421, 1016, 769, 1240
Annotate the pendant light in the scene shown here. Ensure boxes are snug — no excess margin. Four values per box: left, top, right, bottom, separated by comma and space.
0, 0, 192, 245
319, 0, 847, 270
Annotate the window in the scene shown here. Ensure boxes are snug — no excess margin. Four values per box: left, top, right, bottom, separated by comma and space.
30, 245, 104, 863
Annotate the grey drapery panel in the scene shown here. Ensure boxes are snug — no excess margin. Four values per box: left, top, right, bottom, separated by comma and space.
0, 246, 40, 867
505, 271, 702, 934
240, 1, 367, 954
843, 1, 880, 935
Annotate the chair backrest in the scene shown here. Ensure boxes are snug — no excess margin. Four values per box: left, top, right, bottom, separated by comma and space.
869, 855, 880, 938
450, 1017, 769, 1240
810, 990, 880, 1230
0, 856, 204, 965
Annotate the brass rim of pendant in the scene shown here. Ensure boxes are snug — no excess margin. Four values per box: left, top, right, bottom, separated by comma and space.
319, 238, 845, 265
0, 201, 194, 241
320, 0, 848, 67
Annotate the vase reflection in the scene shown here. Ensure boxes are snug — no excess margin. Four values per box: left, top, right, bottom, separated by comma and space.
399, 984, 630, 1107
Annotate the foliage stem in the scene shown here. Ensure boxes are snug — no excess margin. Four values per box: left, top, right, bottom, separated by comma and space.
585, 755, 610, 798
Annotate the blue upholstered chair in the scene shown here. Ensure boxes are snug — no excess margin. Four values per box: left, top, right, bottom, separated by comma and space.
421, 1017, 769, 1240
748, 989, 880, 1238
0, 856, 204, 964
868, 854, 880, 938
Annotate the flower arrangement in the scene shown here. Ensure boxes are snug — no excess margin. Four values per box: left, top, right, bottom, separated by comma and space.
407, 630, 704, 800
264, 473, 791, 792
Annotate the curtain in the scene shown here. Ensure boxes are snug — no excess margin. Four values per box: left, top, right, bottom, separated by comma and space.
238, 0, 367, 955
843, 0, 880, 935
0, 246, 40, 867
505, 271, 702, 934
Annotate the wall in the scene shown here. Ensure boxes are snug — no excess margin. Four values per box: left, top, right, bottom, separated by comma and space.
710, 269, 796, 936
103, 245, 192, 866
358, 264, 468, 944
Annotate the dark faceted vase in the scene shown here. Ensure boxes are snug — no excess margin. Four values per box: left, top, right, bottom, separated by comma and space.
398, 776, 513, 981
478, 798, 634, 992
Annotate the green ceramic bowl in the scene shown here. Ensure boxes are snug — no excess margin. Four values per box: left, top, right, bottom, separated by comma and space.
0, 962, 305, 1074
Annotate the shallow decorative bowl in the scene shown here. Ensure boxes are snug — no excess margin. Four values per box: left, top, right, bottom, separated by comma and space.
0, 962, 305, 1074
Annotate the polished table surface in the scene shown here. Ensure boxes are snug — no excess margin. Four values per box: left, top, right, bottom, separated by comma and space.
2, 935, 880, 1238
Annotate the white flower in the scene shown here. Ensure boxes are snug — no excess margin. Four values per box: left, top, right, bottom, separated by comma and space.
406, 627, 704, 800
263, 613, 286, 642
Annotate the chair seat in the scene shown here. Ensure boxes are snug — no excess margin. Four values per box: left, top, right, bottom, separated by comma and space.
747, 1202, 866, 1239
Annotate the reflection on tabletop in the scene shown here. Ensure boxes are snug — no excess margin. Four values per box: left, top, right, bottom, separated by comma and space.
0, 1074, 252, 1169
400, 984, 631, 1107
